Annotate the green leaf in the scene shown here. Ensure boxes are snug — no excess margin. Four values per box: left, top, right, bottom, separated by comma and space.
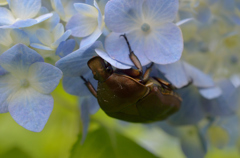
70, 124, 159, 158
0, 148, 31, 158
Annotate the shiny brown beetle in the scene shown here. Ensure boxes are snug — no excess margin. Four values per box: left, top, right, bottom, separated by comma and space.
81, 35, 182, 123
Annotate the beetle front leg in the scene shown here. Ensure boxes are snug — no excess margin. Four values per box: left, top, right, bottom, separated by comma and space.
141, 63, 154, 84
120, 34, 143, 75
80, 76, 97, 98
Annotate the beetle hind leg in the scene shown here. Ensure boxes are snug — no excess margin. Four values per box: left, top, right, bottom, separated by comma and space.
80, 76, 98, 98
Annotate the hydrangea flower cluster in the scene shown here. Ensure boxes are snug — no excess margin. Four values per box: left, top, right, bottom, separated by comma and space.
0, 0, 240, 157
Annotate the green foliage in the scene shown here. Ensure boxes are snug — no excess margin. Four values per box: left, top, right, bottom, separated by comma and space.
71, 123, 159, 158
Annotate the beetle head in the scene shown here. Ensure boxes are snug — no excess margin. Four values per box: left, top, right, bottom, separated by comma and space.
88, 56, 113, 82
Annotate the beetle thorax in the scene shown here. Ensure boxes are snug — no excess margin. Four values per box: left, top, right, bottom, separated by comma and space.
88, 56, 113, 82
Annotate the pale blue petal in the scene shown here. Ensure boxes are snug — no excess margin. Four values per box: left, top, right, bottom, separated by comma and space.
176, 18, 193, 26
183, 62, 214, 88
52, 23, 64, 42
156, 61, 189, 88
10, 29, 30, 46
88, 98, 99, 114
56, 42, 101, 77
38, 7, 49, 15
105, 0, 144, 32
47, 12, 60, 31
51, 30, 72, 49
0, 19, 37, 28
56, 39, 76, 58
63, 71, 97, 96
94, 0, 102, 30
34, 13, 53, 23
28, 62, 62, 94
66, 13, 97, 37
74, 2, 98, 15
30, 43, 53, 50
80, 97, 90, 144
0, 7, 15, 26
0, 44, 44, 75
199, 86, 222, 99
8, 88, 53, 132
0, 74, 18, 113
0, 65, 7, 76
202, 79, 239, 117
145, 23, 183, 64
51, 0, 65, 16
0, 29, 11, 46
95, 48, 131, 69
0, 12, 53, 28
168, 85, 205, 125
36, 29, 52, 46
80, 28, 102, 48
105, 32, 151, 66
143, 0, 179, 23
80, 95, 99, 144
9, 0, 41, 19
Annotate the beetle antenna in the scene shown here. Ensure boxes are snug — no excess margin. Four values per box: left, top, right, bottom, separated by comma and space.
120, 34, 133, 53
80, 76, 88, 83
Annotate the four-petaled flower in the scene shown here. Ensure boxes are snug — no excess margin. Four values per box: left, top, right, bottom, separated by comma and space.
104, 0, 183, 66
0, 44, 62, 132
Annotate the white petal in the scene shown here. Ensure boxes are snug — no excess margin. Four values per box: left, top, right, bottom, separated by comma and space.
52, 23, 64, 42
66, 13, 98, 37
10, 29, 30, 46
0, 7, 15, 26
36, 29, 52, 46
9, 0, 41, 19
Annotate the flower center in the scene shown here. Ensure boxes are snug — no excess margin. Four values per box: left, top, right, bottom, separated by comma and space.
20, 79, 30, 88
141, 23, 150, 32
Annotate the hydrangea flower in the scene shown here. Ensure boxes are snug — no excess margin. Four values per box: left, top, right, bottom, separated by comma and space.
0, 0, 53, 28
66, 0, 103, 48
0, 44, 62, 132
51, 0, 85, 22
30, 23, 72, 57
0, 28, 30, 55
104, 0, 183, 66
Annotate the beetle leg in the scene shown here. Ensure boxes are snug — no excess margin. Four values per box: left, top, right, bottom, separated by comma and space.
120, 34, 143, 75
141, 63, 154, 84
80, 76, 98, 98
153, 77, 176, 90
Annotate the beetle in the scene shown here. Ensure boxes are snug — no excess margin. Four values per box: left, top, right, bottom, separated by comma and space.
81, 34, 182, 123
